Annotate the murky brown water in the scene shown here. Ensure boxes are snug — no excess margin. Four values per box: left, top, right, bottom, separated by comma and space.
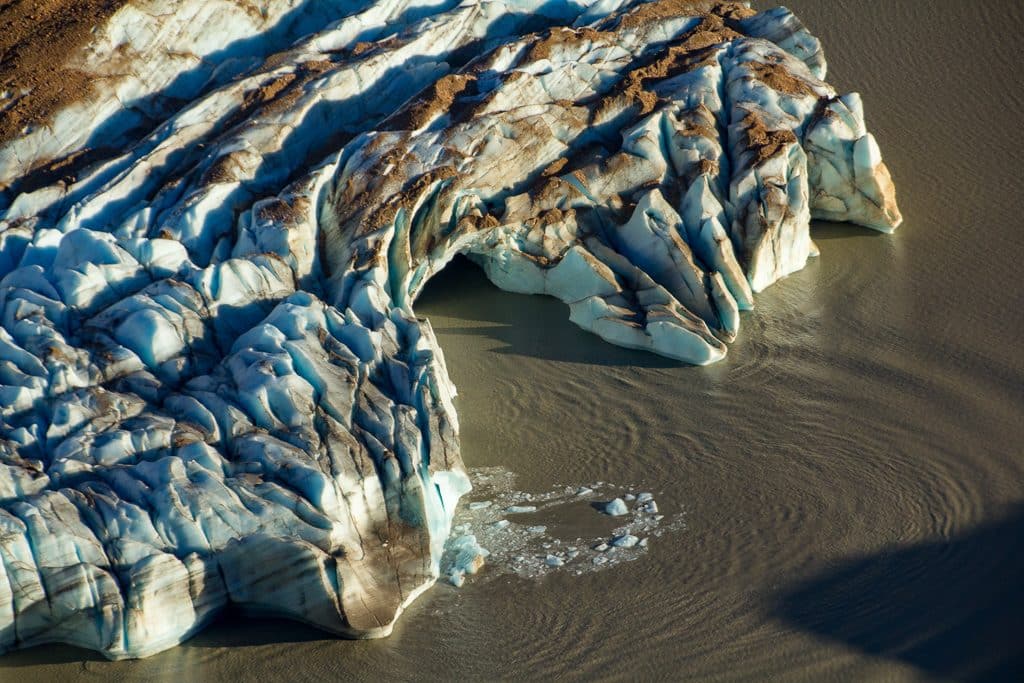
3, 2, 1022, 680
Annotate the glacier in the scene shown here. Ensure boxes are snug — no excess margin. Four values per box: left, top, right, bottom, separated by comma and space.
0, 0, 900, 659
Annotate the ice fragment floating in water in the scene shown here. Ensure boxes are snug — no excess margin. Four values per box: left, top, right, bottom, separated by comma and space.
612, 534, 641, 549
604, 498, 631, 516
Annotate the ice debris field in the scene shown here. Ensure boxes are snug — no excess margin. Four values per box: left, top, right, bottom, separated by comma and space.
440, 468, 681, 588
0, 0, 900, 659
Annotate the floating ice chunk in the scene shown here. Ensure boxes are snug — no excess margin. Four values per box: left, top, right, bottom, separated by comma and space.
469, 501, 492, 510
603, 498, 629, 516
443, 534, 490, 587
611, 535, 640, 549
527, 525, 547, 534
636, 493, 654, 504
575, 487, 594, 496
491, 520, 510, 530
506, 505, 537, 514
624, 493, 636, 502
642, 501, 659, 514
545, 555, 564, 567
593, 542, 610, 552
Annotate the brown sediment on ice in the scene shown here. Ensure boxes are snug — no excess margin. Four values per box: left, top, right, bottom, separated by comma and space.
236, 55, 340, 122
457, 212, 502, 234
741, 111, 797, 165
679, 122, 719, 138
0, 0, 129, 146
384, 74, 480, 131
531, 176, 586, 205
362, 166, 461, 233
748, 60, 816, 96
698, 158, 720, 175
243, 73, 299, 114
348, 36, 404, 59
350, 41, 377, 56
255, 196, 312, 225
202, 152, 250, 185
615, 0, 755, 30
590, 14, 738, 119
4, 145, 114, 195
521, 26, 613, 64
542, 158, 569, 177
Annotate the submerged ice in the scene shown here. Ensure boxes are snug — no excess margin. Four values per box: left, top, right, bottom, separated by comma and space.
0, 0, 900, 659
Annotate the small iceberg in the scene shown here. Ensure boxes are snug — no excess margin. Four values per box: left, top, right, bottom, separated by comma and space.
443, 535, 490, 587
611, 535, 640, 549
603, 498, 630, 516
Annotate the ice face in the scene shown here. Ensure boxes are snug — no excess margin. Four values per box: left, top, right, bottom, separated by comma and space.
0, 0, 900, 660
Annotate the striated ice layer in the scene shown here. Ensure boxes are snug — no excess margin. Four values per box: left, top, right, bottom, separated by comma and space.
0, 0, 900, 659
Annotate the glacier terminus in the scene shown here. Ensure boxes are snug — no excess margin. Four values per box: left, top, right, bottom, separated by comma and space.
0, 0, 900, 659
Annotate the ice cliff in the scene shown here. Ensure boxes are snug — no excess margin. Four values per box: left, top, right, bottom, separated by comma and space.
0, 0, 900, 659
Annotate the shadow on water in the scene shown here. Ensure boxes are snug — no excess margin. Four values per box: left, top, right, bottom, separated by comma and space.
0, 643, 105, 668
0, 610, 328, 670
414, 255, 683, 368
811, 219, 889, 242
173, 608, 327, 650
774, 503, 1024, 681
